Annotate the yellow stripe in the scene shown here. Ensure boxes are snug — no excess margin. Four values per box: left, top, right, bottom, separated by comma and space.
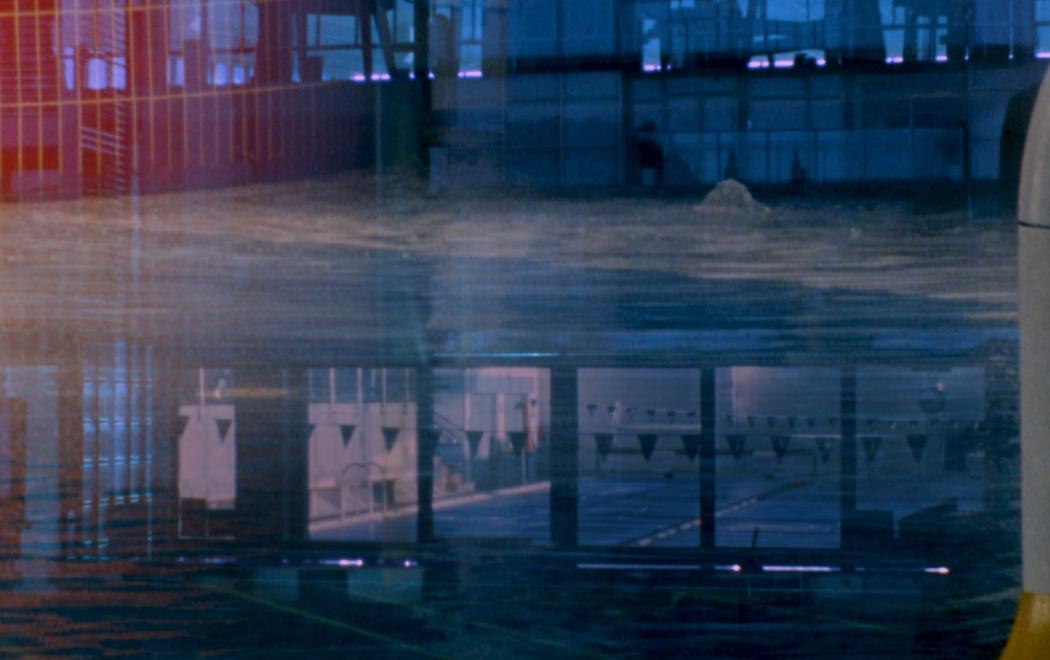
1002, 592, 1050, 659
200, 581, 452, 659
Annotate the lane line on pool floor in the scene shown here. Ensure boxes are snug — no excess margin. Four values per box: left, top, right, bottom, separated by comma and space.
624, 480, 812, 548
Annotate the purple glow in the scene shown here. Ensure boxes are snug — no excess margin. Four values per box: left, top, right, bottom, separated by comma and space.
576, 563, 702, 571
321, 558, 365, 568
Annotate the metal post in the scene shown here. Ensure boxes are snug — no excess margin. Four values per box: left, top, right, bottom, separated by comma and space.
416, 367, 435, 544
550, 366, 579, 548
700, 368, 716, 548
1004, 65, 1050, 656
414, 0, 432, 182
281, 369, 308, 543
57, 338, 84, 557
839, 365, 857, 550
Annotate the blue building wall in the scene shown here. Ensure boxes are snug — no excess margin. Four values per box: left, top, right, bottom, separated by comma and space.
426, 1, 1050, 190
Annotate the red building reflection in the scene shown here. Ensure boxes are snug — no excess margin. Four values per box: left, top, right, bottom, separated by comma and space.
2, 1, 379, 200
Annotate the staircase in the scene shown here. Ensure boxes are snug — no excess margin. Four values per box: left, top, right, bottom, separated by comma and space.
433, 410, 469, 446
80, 98, 131, 196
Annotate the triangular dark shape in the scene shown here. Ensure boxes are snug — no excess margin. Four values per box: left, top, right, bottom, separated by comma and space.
179, 414, 192, 436
861, 436, 881, 462
382, 426, 400, 452
508, 431, 527, 454
594, 433, 614, 461
215, 418, 232, 443
681, 434, 701, 462
466, 430, 484, 458
771, 435, 791, 462
907, 434, 928, 463
767, 416, 777, 428
339, 425, 356, 448
638, 434, 658, 462
727, 434, 747, 460
815, 437, 834, 464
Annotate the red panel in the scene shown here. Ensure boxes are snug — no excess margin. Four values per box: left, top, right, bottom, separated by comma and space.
0, 2, 376, 199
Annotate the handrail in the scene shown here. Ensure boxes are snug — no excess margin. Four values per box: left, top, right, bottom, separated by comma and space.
432, 410, 468, 443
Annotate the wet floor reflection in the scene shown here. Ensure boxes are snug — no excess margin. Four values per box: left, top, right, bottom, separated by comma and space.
0, 327, 1018, 654
0, 353, 1017, 653
0, 183, 1021, 655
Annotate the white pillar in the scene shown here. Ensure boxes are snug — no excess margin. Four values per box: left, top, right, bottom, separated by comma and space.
496, 393, 507, 444
1004, 66, 1050, 657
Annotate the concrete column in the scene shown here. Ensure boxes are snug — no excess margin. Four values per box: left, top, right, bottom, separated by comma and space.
233, 368, 308, 543
1004, 66, 1050, 657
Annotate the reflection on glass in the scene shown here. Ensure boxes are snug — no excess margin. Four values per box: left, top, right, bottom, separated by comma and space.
178, 368, 236, 539
718, 367, 842, 549
432, 368, 550, 543
82, 343, 156, 556
579, 368, 702, 548
308, 368, 418, 543
0, 394, 27, 574
854, 366, 989, 552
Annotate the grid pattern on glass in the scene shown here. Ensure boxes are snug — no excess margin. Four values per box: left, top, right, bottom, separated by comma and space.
80, 341, 154, 556
0, 0, 389, 201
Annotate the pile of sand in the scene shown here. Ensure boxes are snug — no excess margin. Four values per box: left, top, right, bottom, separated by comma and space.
694, 179, 769, 215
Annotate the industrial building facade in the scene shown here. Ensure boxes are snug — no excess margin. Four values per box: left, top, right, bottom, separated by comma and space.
4, 1, 1050, 199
